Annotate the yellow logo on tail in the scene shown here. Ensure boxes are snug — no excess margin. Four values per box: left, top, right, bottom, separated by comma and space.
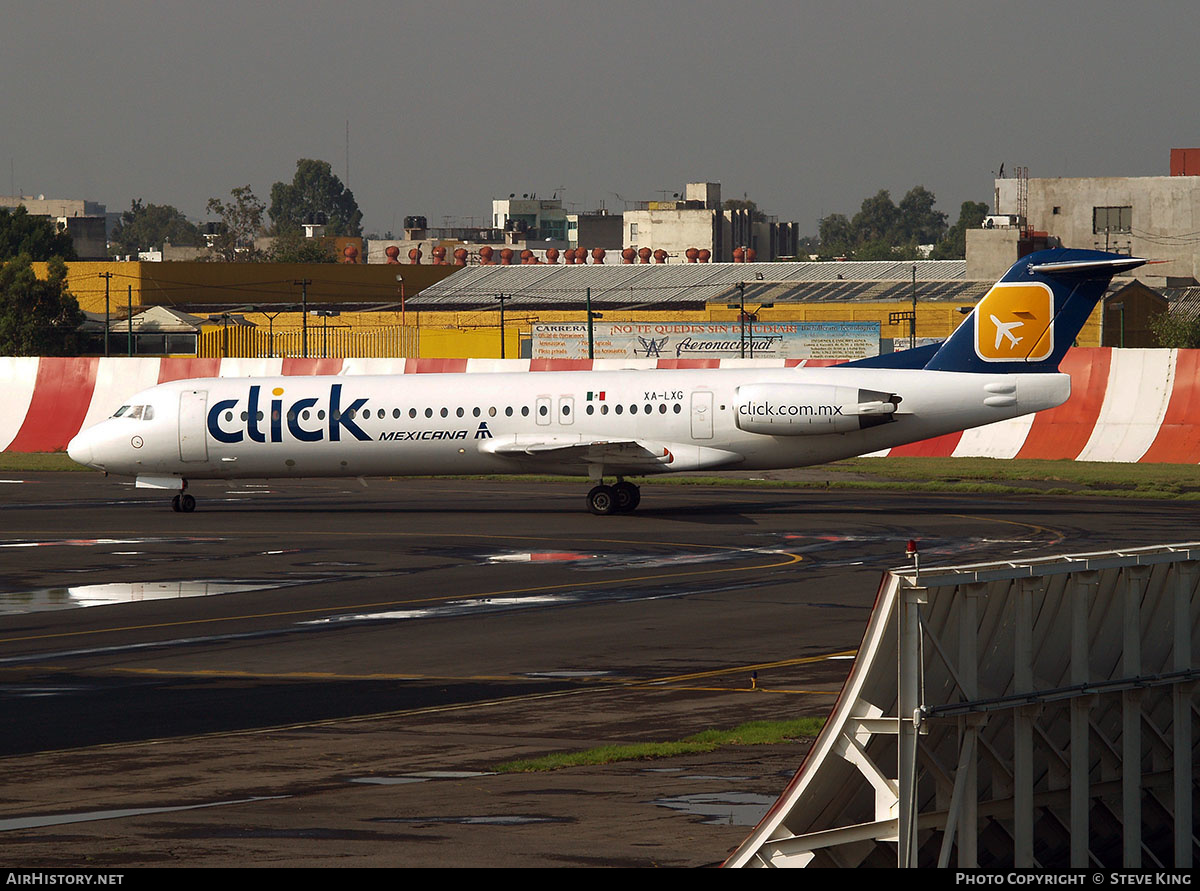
974, 282, 1054, 362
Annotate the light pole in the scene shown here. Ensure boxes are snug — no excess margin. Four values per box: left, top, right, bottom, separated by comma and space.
497, 293, 509, 359
311, 309, 341, 358
98, 272, 112, 357
739, 282, 747, 357
1109, 301, 1125, 348
293, 278, 312, 357
207, 312, 235, 358
395, 273, 406, 326
910, 264, 917, 350
746, 302, 774, 358
585, 287, 603, 359
244, 305, 288, 358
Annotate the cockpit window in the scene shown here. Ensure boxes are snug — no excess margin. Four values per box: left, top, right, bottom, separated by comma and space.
142, 405, 154, 421
113, 405, 130, 417
128, 405, 144, 420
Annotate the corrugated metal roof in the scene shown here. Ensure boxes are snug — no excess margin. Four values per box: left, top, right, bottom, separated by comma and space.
414, 260, 968, 308
1162, 287, 1200, 319
726, 280, 992, 304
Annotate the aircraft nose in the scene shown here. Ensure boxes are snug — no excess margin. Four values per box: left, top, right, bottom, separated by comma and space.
67, 428, 95, 467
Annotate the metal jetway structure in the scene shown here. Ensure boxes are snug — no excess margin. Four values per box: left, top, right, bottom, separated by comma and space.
726, 543, 1200, 868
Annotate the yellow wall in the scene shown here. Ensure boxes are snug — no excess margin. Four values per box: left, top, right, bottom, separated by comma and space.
25, 261, 1103, 357
38, 260, 457, 314
405, 302, 1102, 358
419, 328, 504, 359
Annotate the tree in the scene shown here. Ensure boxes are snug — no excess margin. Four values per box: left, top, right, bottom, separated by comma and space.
268, 229, 338, 263
0, 206, 77, 261
1149, 310, 1200, 348
722, 198, 767, 222
205, 186, 267, 261
817, 213, 854, 257
931, 200, 989, 260
896, 186, 948, 246
854, 238, 924, 261
269, 159, 362, 237
0, 255, 84, 355
109, 200, 202, 255
851, 190, 900, 245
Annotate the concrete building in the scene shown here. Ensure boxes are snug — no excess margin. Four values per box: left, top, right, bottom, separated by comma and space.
975, 152, 1200, 285
491, 195, 568, 244
624, 181, 725, 261
623, 181, 799, 263
567, 209, 623, 251
0, 194, 110, 259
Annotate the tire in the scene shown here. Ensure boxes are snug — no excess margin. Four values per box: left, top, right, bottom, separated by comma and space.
171, 494, 181, 512
587, 484, 617, 515
613, 481, 640, 512
179, 493, 197, 513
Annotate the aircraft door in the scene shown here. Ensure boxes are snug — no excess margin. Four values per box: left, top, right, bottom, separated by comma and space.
535, 396, 552, 426
179, 390, 209, 462
559, 396, 575, 425
690, 391, 713, 440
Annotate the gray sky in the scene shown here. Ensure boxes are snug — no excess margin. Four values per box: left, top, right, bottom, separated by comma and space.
4, 0, 1196, 236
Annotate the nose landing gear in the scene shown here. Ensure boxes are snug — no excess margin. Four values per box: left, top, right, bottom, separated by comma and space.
170, 485, 196, 512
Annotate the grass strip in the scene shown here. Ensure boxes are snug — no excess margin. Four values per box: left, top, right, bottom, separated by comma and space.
492, 717, 826, 773
0, 452, 89, 472
11, 453, 1200, 498
418, 456, 1200, 500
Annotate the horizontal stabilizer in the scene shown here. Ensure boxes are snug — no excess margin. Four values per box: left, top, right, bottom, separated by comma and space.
1028, 257, 1147, 277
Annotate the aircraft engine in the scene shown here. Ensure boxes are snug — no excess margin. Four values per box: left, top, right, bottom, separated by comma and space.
734, 383, 899, 436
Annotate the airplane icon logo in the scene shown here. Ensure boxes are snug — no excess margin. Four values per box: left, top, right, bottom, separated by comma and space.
974, 283, 1054, 362
990, 315, 1024, 350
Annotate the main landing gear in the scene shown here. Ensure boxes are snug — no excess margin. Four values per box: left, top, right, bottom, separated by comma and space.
586, 479, 641, 515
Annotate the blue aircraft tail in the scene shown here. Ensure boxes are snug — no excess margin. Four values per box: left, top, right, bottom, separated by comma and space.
845, 248, 1145, 373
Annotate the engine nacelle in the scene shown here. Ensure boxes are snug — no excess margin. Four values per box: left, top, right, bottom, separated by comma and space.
734, 383, 899, 436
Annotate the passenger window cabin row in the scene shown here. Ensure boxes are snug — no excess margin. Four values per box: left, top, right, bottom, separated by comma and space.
119, 400, 685, 424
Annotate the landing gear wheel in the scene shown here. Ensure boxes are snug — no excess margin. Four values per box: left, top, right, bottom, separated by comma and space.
171, 494, 181, 512
179, 493, 196, 513
587, 484, 617, 515
613, 481, 641, 513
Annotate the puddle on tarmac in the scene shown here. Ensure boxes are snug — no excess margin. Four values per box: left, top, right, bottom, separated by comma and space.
350, 771, 491, 785
302, 575, 757, 625
482, 548, 764, 571
0, 536, 222, 550
678, 774, 752, 782
524, 670, 614, 678
374, 814, 569, 826
487, 551, 597, 564
771, 532, 1057, 566
651, 791, 776, 826
302, 594, 574, 625
0, 796, 288, 831
0, 580, 297, 615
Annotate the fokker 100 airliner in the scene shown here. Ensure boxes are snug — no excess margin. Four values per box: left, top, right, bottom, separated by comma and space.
67, 249, 1144, 514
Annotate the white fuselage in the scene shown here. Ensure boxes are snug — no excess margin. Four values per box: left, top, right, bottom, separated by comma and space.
67, 366, 1070, 485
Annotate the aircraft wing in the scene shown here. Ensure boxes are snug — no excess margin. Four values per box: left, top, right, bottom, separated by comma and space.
481, 436, 744, 474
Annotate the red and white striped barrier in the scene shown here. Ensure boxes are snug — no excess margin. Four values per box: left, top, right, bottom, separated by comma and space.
1, 349, 1195, 463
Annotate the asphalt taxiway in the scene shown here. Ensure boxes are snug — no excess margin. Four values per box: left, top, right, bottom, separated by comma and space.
0, 474, 1194, 866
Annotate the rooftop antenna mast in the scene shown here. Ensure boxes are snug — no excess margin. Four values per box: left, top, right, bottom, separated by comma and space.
1017, 166, 1029, 238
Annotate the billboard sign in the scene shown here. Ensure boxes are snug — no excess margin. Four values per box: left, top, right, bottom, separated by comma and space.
532, 321, 880, 361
